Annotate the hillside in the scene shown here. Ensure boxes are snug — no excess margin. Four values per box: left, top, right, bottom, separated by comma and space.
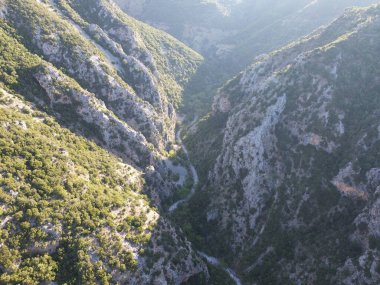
0, 0, 210, 284
181, 4, 380, 284
0, 0, 202, 164
0, 88, 207, 284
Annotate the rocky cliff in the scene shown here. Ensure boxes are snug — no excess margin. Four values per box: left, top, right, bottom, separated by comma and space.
185, 5, 380, 284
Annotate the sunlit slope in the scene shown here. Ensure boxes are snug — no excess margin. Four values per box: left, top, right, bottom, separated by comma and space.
0, 0, 202, 163
0, 86, 207, 284
0, 0, 209, 283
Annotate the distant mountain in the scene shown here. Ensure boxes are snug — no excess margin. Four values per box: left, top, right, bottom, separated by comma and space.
118, 0, 377, 60
183, 4, 380, 284
118, 0, 379, 115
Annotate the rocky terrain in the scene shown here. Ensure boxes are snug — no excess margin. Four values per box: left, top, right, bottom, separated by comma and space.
2, 0, 380, 284
2, 0, 202, 161
0, 87, 208, 284
183, 4, 380, 284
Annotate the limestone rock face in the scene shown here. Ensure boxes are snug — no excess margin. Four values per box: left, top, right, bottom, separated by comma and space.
33, 64, 152, 165
189, 5, 380, 284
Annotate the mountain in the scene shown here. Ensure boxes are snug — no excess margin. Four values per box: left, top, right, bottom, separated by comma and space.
0, 0, 211, 284
0, 88, 206, 284
181, 4, 380, 284
117, 0, 379, 115
3, 0, 380, 284
118, 0, 377, 62
0, 0, 202, 166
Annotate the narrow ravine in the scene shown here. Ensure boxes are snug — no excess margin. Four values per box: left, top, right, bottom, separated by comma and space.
167, 121, 243, 285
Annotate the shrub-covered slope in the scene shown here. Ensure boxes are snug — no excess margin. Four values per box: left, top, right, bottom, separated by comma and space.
183, 5, 380, 284
0, 22, 154, 166
0, 88, 207, 284
0, 1, 209, 284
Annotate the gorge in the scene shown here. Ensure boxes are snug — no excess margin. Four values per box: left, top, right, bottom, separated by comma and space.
1, 1, 380, 284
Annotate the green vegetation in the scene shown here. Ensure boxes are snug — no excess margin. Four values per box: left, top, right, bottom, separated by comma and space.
0, 21, 41, 93
5, 0, 124, 89
0, 99, 155, 284
0, 23, 105, 150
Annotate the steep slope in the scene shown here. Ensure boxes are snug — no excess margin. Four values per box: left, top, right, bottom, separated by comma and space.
183, 5, 380, 284
0, 0, 202, 164
59, 0, 202, 106
0, 88, 207, 284
0, 1, 212, 284
0, 22, 154, 166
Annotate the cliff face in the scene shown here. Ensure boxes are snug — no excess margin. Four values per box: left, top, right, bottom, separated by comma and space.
187, 5, 380, 284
